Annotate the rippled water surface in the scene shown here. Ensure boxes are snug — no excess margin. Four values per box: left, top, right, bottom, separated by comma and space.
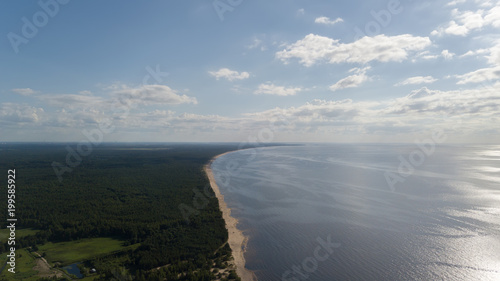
211, 144, 500, 281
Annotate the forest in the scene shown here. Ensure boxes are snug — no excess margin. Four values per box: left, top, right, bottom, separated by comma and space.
0, 143, 283, 280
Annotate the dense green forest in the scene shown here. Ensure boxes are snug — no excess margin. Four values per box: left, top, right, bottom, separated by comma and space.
0, 143, 282, 280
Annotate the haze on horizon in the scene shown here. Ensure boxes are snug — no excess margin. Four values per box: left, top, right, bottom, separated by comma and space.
1, 0, 499, 143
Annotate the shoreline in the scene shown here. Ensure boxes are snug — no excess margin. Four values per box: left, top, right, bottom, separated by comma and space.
204, 151, 257, 281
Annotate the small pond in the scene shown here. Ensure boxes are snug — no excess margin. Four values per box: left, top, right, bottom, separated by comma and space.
62, 262, 83, 279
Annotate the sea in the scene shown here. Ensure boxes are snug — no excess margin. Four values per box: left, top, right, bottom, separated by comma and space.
210, 144, 500, 281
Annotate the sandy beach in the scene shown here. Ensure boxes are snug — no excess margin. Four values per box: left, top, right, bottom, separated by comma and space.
205, 152, 257, 281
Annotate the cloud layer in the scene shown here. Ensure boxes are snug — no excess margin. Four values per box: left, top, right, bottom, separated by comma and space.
254, 83, 302, 96
276, 34, 431, 67
209, 68, 250, 81
330, 67, 371, 91
314, 16, 343, 25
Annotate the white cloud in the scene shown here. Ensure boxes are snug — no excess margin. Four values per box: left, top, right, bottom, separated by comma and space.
244, 99, 368, 122
486, 40, 500, 65
4, 83, 500, 142
447, 0, 494, 7
209, 68, 250, 81
446, 0, 467, 6
3, 84, 198, 130
41, 93, 105, 109
459, 48, 489, 58
432, 3, 500, 36
12, 88, 38, 96
384, 86, 500, 116
414, 51, 439, 61
248, 38, 262, 49
276, 34, 431, 67
247, 36, 267, 51
455, 40, 500, 83
111, 84, 198, 106
79, 90, 92, 95
484, 6, 500, 27
442, 49, 455, 59
330, 67, 371, 91
39, 84, 196, 112
254, 83, 302, 96
314, 16, 343, 25
395, 76, 438, 86
0, 103, 44, 123
244, 84, 500, 138
297, 8, 305, 16
456, 66, 500, 84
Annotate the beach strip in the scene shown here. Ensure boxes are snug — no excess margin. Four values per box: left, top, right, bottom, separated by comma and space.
205, 152, 257, 281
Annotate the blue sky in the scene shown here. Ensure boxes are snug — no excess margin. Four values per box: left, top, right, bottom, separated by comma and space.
1, 0, 499, 143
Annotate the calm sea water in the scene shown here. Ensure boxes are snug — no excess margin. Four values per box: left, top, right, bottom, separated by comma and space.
211, 144, 500, 281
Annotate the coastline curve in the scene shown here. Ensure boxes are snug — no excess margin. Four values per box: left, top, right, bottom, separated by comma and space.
204, 151, 258, 281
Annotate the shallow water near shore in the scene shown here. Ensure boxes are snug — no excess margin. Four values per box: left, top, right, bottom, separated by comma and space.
211, 144, 500, 281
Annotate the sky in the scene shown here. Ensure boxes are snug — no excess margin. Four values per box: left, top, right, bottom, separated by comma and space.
1, 0, 499, 143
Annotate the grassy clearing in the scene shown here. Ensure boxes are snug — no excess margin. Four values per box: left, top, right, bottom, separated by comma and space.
0, 249, 39, 280
38, 237, 138, 266
0, 237, 138, 280
0, 228, 39, 243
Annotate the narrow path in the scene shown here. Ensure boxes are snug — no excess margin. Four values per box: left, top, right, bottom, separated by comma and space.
213, 241, 228, 256
33, 251, 74, 281
0, 259, 7, 274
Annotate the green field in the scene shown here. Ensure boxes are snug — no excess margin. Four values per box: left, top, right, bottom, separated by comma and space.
39, 237, 138, 266
0, 237, 139, 280
0, 249, 39, 280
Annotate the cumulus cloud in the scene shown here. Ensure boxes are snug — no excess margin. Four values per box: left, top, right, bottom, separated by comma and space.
3, 84, 199, 130
456, 66, 500, 84
41, 93, 106, 109
446, 0, 466, 6
454, 39, 500, 84
314, 16, 343, 25
442, 49, 455, 59
245, 99, 367, 122
330, 67, 371, 91
111, 84, 197, 106
0, 103, 44, 123
118, 110, 238, 133
4, 83, 500, 141
254, 83, 302, 96
384, 86, 500, 116
459, 48, 489, 58
432, 3, 500, 36
276, 34, 431, 67
414, 51, 439, 61
209, 68, 250, 81
12, 88, 38, 96
244, 84, 500, 138
395, 76, 438, 86
247, 37, 267, 51
486, 40, 500, 65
